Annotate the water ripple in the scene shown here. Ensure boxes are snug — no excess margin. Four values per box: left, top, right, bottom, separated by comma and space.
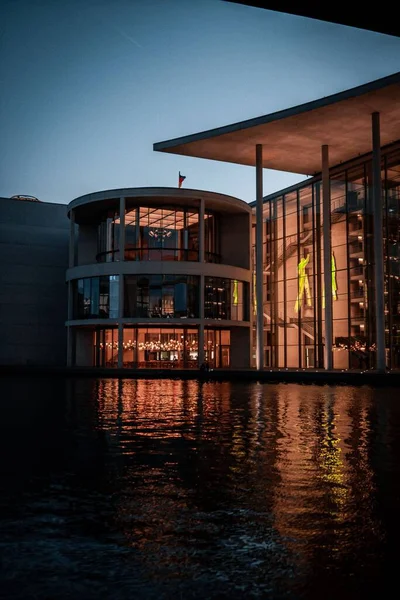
1, 378, 399, 598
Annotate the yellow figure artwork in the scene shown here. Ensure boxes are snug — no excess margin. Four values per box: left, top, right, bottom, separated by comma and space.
322, 252, 338, 307
294, 254, 312, 313
253, 273, 257, 315
331, 253, 338, 301
233, 280, 238, 305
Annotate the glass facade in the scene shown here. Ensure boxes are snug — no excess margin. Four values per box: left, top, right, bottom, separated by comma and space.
204, 277, 248, 320
93, 327, 230, 369
97, 210, 120, 262
72, 275, 247, 323
258, 144, 400, 370
68, 192, 251, 369
124, 275, 199, 318
96, 205, 221, 264
73, 276, 119, 319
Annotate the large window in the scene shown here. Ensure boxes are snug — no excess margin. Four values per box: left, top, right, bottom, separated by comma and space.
204, 277, 248, 321
94, 328, 118, 367
93, 327, 199, 368
96, 204, 221, 263
124, 275, 199, 318
73, 276, 119, 319
97, 210, 120, 262
204, 329, 230, 368
257, 143, 400, 370
92, 326, 231, 369
124, 206, 200, 262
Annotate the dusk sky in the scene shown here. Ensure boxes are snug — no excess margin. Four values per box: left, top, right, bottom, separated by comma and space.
1, 0, 400, 205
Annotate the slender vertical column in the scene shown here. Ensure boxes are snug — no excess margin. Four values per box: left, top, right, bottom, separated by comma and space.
66, 279, 74, 367
69, 208, 75, 268
119, 197, 126, 262
198, 275, 205, 367
135, 207, 140, 260
372, 112, 386, 371
118, 197, 126, 369
322, 145, 333, 370
118, 271, 124, 369
118, 323, 124, 369
315, 183, 324, 368
249, 211, 254, 367
199, 197, 205, 262
198, 197, 205, 366
256, 144, 264, 370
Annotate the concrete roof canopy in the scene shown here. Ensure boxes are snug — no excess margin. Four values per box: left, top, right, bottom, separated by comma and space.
154, 72, 400, 176
68, 187, 251, 223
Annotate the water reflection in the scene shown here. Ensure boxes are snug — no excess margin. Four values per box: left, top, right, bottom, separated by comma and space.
1, 378, 400, 598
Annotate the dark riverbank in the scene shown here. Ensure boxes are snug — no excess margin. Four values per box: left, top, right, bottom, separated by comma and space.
1, 364, 399, 386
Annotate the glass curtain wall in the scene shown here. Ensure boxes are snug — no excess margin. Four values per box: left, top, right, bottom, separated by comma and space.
204, 329, 230, 368
73, 276, 119, 318
384, 148, 400, 368
97, 209, 120, 262
73, 275, 247, 322
93, 327, 232, 369
261, 144, 400, 370
94, 328, 118, 367
129, 206, 200, 262
204, 278, 248, 321
96, 204, 221, 264
124, 275, 199, 319
204, 213, 220, 263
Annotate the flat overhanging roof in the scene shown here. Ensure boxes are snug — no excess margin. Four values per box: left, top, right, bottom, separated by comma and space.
154, 72, 400, 175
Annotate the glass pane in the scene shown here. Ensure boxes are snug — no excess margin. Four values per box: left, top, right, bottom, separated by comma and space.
109, 276, 119, 318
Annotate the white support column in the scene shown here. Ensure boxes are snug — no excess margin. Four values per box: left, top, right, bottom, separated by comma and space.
249, 211, 254, 367
199, 275, 205, 367
322, 145, 333, 370
198, 197, 205, 366
69, 208, 75, 268
372, 112, 386, 372
256, 144, 264, 370
199, 197, 205, 262
135, 207, 140, 260
119, 196, 126, 262
118, 197, 126, 369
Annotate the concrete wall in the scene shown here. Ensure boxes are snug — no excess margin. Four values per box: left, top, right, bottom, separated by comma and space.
220, 213, 251, 269
0, 198, 69, 366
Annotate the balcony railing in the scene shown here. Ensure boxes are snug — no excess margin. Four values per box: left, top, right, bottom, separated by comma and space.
96, 247, 221, 263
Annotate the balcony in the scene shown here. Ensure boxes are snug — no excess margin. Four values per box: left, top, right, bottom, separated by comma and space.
96, 247, 222, 264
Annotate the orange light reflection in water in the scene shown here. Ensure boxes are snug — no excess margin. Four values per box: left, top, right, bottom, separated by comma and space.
90, 379, 386, 593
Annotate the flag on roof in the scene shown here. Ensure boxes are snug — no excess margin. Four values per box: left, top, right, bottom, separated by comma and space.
178, 171, 186, 188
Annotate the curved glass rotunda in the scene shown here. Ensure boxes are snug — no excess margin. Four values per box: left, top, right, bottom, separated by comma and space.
66, 187, 252, 369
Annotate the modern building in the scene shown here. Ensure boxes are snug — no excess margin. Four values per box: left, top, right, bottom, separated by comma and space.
154, 71, 400, 372
2, 73, 399, 373
251, 144, 400, 371
66, 188, 252, 369
0, 196, 69, 366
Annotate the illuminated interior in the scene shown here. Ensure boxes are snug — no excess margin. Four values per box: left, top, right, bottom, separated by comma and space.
97, 205, 220, 263
93, 327, 230, 369
258, 145, 400, 369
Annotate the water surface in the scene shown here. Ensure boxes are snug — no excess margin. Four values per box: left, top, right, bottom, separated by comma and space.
1, 378, 399, 598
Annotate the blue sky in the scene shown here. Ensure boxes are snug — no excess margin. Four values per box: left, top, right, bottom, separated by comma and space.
1, 0, 400, 205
